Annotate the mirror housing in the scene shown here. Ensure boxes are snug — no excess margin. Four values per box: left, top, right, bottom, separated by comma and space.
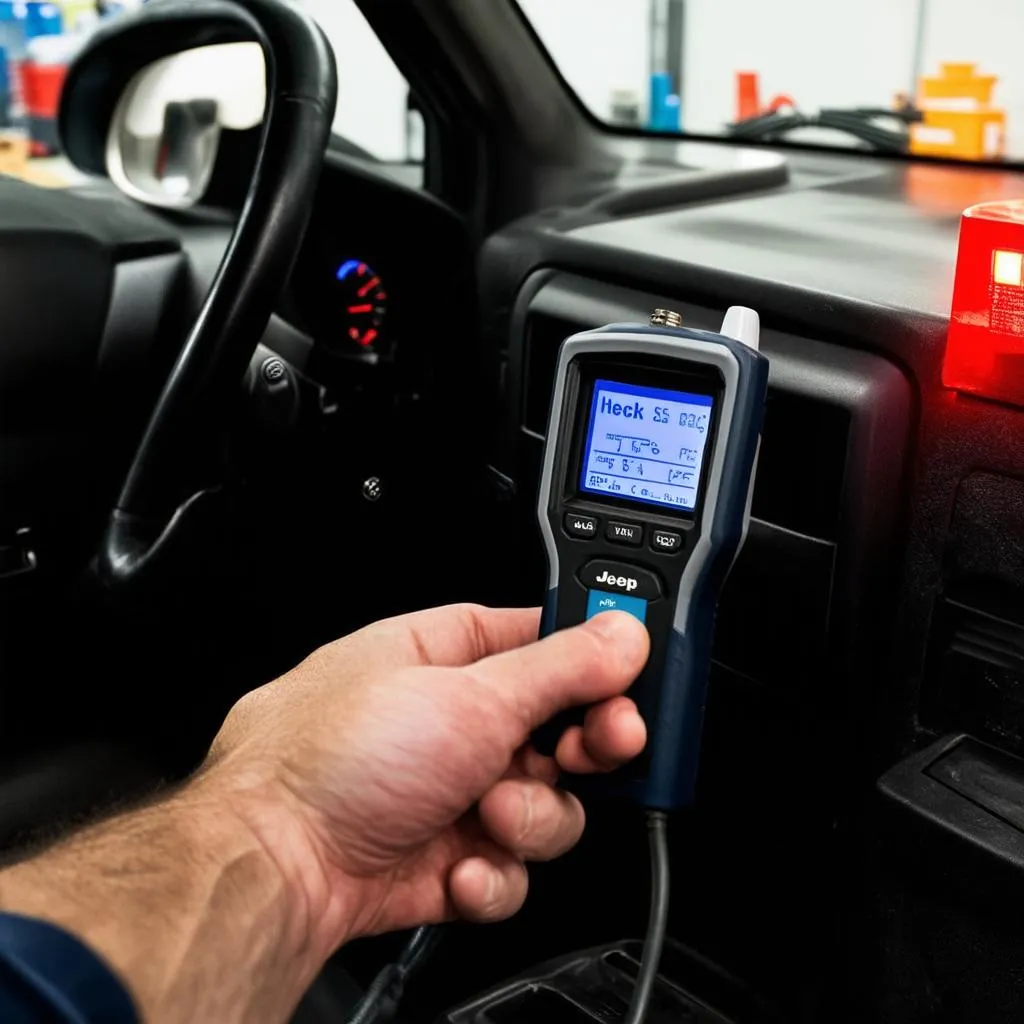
60, 0, 262, 177
59, 0, 332, 208
105, 42, 266, 207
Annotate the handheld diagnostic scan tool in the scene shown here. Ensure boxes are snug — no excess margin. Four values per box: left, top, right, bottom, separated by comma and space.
533, 308, 769, 810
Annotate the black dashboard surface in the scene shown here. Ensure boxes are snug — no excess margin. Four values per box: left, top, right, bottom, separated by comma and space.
569, 179, 958, 318
484, 152, 1024, 381
480, 146, 1024, 712
469, 148, 1024, 1014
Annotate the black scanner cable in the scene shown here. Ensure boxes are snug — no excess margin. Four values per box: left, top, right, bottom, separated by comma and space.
346, 810, 671, 1024
346, 924, 442, 1024
625, 810, 670, 1024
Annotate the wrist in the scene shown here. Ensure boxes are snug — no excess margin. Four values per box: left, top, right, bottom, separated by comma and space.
0, 782, 330, 1024
188, 768, 361, 958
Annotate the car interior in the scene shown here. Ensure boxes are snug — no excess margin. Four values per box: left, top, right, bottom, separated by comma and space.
3, 0, 1024, 1021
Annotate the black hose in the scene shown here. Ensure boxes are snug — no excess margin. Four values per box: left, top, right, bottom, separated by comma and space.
346, 925, 444, 1024
728, 107, 909, 153
624, 810, 670, 1024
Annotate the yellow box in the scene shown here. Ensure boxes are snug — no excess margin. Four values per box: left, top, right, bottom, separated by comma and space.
0, 133, 29, 176
910, 109, 1006, 161
920, 63, 998, 107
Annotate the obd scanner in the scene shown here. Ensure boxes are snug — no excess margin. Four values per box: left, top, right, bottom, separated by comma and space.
347, 309, 768, 1024
533, 307, 768, 811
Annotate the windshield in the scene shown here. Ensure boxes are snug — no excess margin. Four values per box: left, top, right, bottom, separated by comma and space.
517, 0, 1023, 165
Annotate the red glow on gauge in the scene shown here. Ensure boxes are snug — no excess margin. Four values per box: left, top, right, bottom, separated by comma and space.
335, 259, 388, 352
945, 200, 1024, 406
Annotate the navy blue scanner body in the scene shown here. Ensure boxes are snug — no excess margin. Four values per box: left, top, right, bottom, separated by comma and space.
533, 310, 769, 810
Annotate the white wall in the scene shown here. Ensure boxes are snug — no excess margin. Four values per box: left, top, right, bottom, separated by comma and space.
289, 0, 1024, 162
515, 0, 1024, 160
682, 0, 919, 135
922, 0, 1024, 156
291, 0, 408, 161
518, 0, 650, 121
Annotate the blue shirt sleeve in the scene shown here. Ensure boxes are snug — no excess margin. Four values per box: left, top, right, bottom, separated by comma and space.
0, 914, 137, 1023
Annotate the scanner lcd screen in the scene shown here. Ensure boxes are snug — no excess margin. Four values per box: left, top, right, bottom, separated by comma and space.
579, 379, 715, 513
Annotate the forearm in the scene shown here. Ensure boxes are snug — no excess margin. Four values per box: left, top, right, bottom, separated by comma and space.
0, 784, 321, 1024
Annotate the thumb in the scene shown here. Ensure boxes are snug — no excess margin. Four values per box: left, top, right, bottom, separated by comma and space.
465, 611, 649, 738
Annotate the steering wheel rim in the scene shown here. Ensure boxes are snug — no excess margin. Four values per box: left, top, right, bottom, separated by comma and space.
81, 0, 337, 583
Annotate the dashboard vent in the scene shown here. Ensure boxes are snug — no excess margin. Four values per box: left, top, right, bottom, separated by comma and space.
756, 390, 848, 542
522, 313, 581, 437
521, 311, 849, 542
924, 591, 1024, 755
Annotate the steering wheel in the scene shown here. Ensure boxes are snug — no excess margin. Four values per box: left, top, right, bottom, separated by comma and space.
56, 0, 337, 585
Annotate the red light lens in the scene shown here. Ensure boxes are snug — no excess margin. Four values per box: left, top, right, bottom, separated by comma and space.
944, 200, 1024, 405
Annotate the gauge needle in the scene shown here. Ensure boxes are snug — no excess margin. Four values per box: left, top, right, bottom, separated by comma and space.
348, 304, 374, 314
357, 276, 381, 298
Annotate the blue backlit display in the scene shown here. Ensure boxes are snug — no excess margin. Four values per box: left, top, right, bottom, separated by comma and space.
579, 379, 714, 512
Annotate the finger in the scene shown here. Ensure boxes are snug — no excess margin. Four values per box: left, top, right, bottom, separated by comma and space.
465, 611, 650, 741
329, 605, 542, 672
449, 849, 529, 923
521, 746, 561, 786
556, 697, 647, 774
478, 778, 585, 861
503, 747, 560, 787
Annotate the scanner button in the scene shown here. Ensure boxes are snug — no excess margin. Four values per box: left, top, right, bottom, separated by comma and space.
578, 560, 661, 600
651, 529, 682, 553
564, 513, 599, 539
586, 590, 647, 624
606, 520, 643, 545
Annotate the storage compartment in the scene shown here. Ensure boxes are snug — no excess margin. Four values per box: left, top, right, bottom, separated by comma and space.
485, 988, 599, 1024
442, 939, 782, 1024
922, 587, 1024, 754
878, 735, 1024, 1021
923, 472, 1024, 753
879, 733, 1024, 885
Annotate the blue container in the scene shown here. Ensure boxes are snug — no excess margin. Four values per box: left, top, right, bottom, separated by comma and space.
0, 3, 26, 123
24, 1, 61, 38
0, 44, 10, 127
648, 71, 681, 132
0, 2, 26, 62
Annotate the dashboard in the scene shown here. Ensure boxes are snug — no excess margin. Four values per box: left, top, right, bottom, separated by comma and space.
273, 153, 471, 394
168, 138, 1024, 1015
228, 150, 484, 625
458, 148, 1024, 1012
18, 88, 1024, 1021
283, 218, 402, 364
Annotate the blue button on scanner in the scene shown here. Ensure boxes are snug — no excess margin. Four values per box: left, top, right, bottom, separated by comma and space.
585, 589, 648, 624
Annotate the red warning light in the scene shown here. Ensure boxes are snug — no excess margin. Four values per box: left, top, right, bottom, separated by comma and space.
944, 200, 1024, 405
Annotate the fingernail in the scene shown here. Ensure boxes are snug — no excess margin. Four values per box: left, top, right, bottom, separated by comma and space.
587, 611, 647, 652
589, 610, 643, 667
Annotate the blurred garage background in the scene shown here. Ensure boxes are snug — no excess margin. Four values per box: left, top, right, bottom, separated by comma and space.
6, 0, 1022, 185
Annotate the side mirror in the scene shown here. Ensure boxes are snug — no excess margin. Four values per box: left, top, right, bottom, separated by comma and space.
106, 42, 265, 207
58, 0, 307, 209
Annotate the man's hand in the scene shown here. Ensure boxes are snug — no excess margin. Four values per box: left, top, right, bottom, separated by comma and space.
0, 604, 648, 1023
198, 604, 649, 955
